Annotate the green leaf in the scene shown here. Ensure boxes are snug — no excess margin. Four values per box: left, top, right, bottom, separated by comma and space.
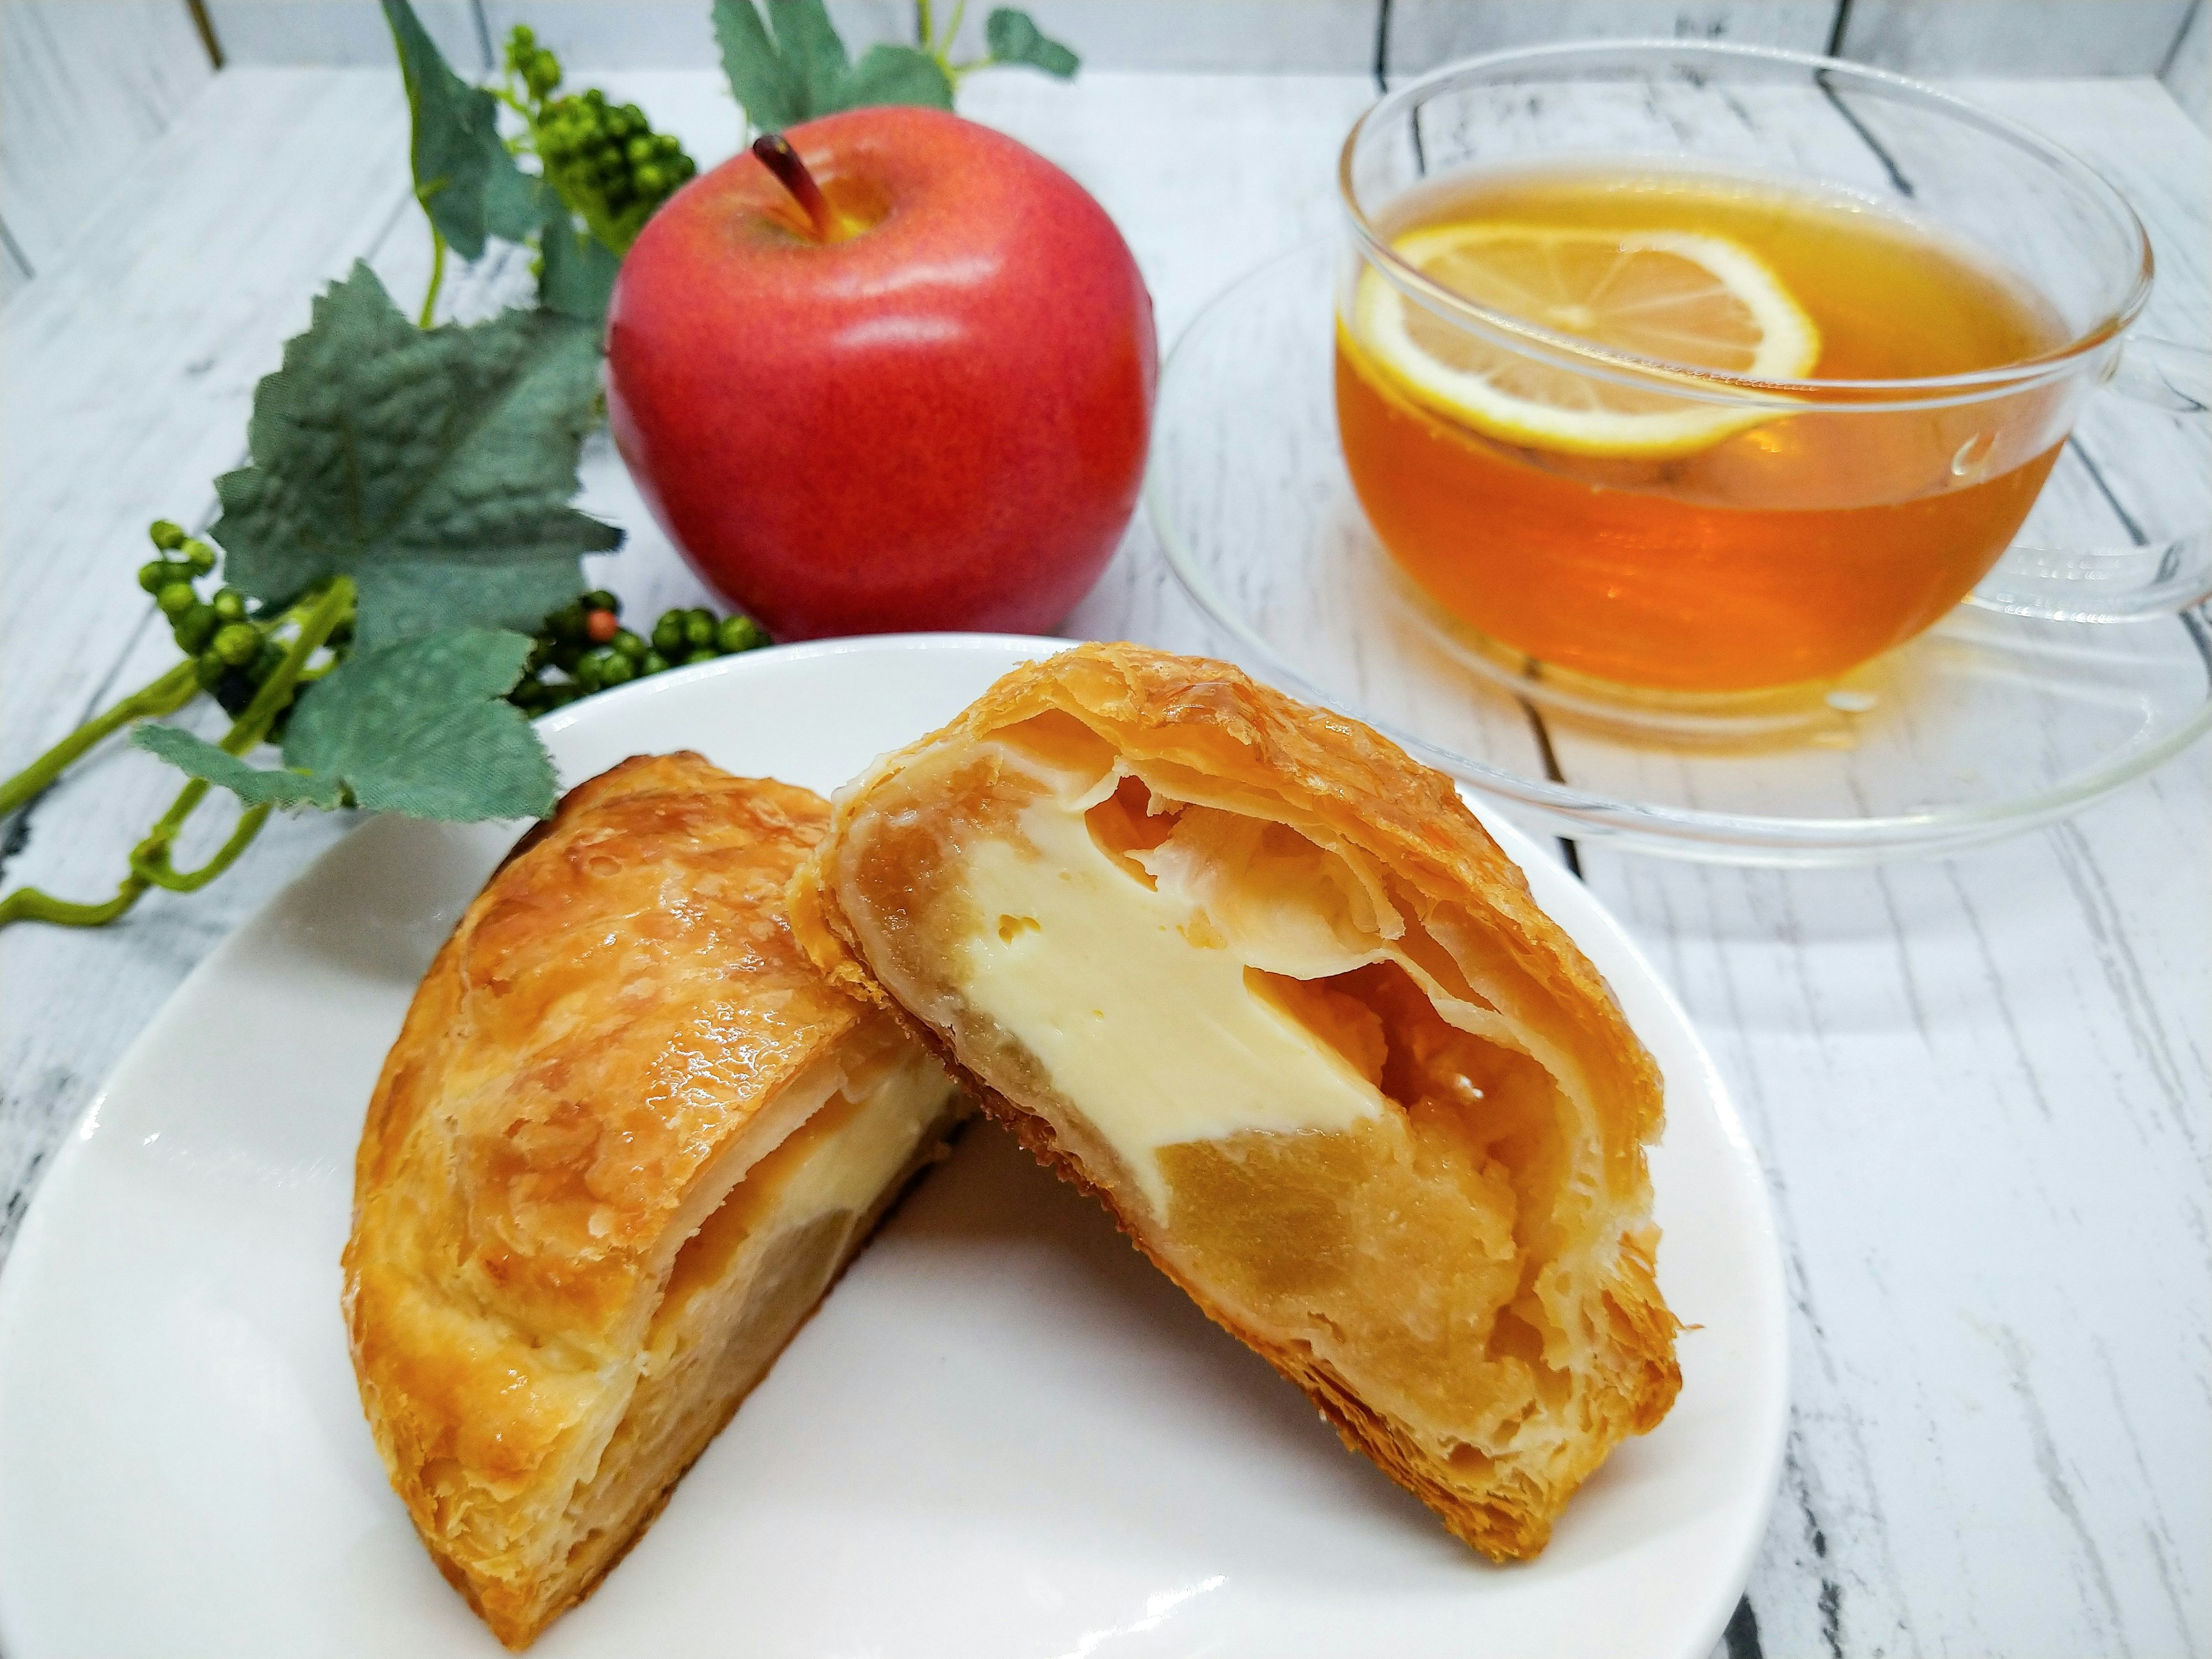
282, 630, 556, 820
486, 160, 561, 247
539, 214, 623, 326
132, 632, 558, 823
131, 725, 346, 810
382, 0, 535, 257
714, 0, 950, 124
713, 0, 820, 128
985, 9, 1080, 77
211, 263, 620, 653
843, 44, 955, 110
353, 561, 593, 651
774, 0, 857, 116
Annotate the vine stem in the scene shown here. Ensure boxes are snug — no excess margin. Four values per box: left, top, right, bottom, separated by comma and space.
419, 224, 448, 327
138, 803, 272, 893
946, 52, 998, 86
0, 658, 200, 821
0, 577, 355, 933
920, 0, 988, 82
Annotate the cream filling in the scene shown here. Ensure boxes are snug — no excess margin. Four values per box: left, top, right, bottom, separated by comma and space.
952, 791, 1393, 1218
745, 1047, 959, 1244
650, 1043, 960, 1358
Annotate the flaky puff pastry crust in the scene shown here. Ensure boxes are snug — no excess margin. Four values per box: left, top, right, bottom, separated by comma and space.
789, 643, 1680, 1560
345, 753, 946, 1647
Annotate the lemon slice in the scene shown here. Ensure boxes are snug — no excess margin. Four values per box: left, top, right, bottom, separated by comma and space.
1351, 221, 1821, 458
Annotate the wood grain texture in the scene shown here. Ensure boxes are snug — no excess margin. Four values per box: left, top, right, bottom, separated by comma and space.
1570, 76, 2211, 1659
0, 0, 215, 281
1382, 0, 1838, 77
0, 224, 32, 304
0, 63, 2205, 1659
1837, 0, 2195, 74
0, 63, 464, 1267
203, 0, 486, 68
2165, 0, 2210, 130
0, 69, 417, 786
1580, 762, 2210, 1659
158, 0, 2212, 84
963, 0, 1379, 71
483, 0, 1383, 73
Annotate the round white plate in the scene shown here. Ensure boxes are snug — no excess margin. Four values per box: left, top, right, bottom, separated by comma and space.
0, 635, 1785, 1659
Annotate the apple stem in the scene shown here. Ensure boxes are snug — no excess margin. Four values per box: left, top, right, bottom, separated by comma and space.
752, 133, 836, 243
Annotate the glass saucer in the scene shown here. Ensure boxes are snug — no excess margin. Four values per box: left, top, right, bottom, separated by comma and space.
1145, 241, 2212, 865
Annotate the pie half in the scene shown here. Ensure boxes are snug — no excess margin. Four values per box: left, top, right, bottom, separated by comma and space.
789, 644, 1680, 1557
343, 753, 968, 1647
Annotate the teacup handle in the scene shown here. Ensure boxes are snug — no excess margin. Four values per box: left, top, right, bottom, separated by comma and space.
1971, 334, 2211, 623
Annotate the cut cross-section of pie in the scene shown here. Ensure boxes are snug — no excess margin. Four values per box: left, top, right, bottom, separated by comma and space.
343, 753, 968, 1649
789, 644, 1680, 1558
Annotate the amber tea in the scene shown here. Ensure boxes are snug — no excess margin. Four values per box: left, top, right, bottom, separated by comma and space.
1336, 161, 2074, 692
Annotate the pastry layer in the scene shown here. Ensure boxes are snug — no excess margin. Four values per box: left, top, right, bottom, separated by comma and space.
789, 645, 1680, 1561
550, 1041, 963, 1624
344, 754, 965, 1649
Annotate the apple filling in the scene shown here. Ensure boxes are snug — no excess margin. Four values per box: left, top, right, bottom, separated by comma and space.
531, 1043, 962, 1616
834, 715, 1609, 1466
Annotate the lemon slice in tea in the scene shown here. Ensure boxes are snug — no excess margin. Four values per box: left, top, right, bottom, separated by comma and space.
1351, 222, 1821, 458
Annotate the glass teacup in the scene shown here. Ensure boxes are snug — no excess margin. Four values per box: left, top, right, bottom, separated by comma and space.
1336, 42, 2210, 698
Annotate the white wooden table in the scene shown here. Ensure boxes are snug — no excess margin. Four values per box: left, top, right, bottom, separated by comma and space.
1, 59, 2206, 1659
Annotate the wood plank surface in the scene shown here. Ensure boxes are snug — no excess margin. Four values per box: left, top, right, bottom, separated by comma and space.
1382, 0, 1838, 74
169, 0, 2211, 78
1614, 75, 2207, 1658
204, 0, 487, 68
0, 1, 215, 281
0, 60, 2205, 1659
481, 0, 1388, 72
1, 227, 31, 307
1837, 0, 2196, 75
2162, 0, 2211, 129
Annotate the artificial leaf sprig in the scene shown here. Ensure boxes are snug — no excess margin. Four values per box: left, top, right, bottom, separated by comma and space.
0, 8, 625, 930
136, 255, 622, 823
140, 627, 557, 820
975, 9, 1080, 79
0, 575, 354, 929
383, 2, 662, 324
382, 0, 548, 322
213, 261, 617, 652
713, 0, 1078, 130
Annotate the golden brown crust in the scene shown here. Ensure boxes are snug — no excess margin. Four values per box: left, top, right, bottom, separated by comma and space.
344, 753, 912, 1646
788, 643, 1680, 1559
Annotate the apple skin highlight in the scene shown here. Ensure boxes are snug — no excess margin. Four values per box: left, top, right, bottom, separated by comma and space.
606, 107, 1158, 642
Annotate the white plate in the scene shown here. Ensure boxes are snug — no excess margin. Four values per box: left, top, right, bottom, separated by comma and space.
0, 635, 1786, 1659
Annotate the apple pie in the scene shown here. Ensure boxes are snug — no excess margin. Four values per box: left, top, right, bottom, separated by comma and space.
343, 753, 967, 1649
789, 644, 1680, 1558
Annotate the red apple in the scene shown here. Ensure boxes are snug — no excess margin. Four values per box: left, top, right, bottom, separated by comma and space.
604, 105, 1157, 641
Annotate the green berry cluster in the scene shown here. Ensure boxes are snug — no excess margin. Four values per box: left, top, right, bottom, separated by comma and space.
499, 26, 694, 255
138, 520, 339, 724
509, 590, 769, 715
503, 22, 563, 101
537, 92, 696, 251
514, 40, 696, 257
